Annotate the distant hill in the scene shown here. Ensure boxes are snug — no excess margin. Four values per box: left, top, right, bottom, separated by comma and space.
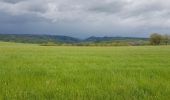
0, 34, 81, 44
0, 34, 148, 44
85, 36, 148, 42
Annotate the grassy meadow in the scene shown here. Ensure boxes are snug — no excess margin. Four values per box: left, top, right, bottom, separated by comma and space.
0, 42, 170, 100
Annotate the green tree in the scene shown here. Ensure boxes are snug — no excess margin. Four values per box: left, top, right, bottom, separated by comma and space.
150, 33, 162, 45
162, 34, 170, 45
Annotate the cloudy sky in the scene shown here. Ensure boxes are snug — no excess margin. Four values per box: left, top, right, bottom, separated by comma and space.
0, 0, 170, 38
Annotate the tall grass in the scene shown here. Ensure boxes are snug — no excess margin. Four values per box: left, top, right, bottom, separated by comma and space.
0, 43, 170, 100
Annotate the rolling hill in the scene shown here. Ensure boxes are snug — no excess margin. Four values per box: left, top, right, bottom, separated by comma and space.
0, 34, 148, 44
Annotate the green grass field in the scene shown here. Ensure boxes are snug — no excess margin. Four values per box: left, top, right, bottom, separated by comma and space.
0, 42, 170, 100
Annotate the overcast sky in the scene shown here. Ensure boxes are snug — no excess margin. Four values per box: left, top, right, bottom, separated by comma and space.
0, 0, 170, 38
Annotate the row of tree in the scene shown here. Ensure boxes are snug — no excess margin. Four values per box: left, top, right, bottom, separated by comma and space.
150, 33, 170, 45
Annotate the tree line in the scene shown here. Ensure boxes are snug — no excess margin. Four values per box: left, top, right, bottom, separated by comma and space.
150, 33, 170, 45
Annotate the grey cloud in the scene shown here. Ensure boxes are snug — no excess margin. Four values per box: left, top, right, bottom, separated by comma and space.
0, 0, 28, 4
23, 2, 47, 13
0, 0, 170, 37
87, 1, 126, 14
0, 12, 46, 24
120, 1, 170, 19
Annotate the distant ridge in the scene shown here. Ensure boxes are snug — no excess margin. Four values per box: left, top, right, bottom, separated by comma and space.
0, 34, 148, 44
0, 34, 81, 43
84, 36, 148, 42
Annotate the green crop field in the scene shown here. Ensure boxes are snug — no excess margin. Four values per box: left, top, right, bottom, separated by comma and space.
0, 42, 170, 100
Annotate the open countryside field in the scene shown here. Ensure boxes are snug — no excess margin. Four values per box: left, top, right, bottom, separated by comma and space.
0, 42, 170, 100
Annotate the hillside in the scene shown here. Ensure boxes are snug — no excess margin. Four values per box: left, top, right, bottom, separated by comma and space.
85, 36, 148, 42
0, 34, 149, 45
0, 34, 81, 44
